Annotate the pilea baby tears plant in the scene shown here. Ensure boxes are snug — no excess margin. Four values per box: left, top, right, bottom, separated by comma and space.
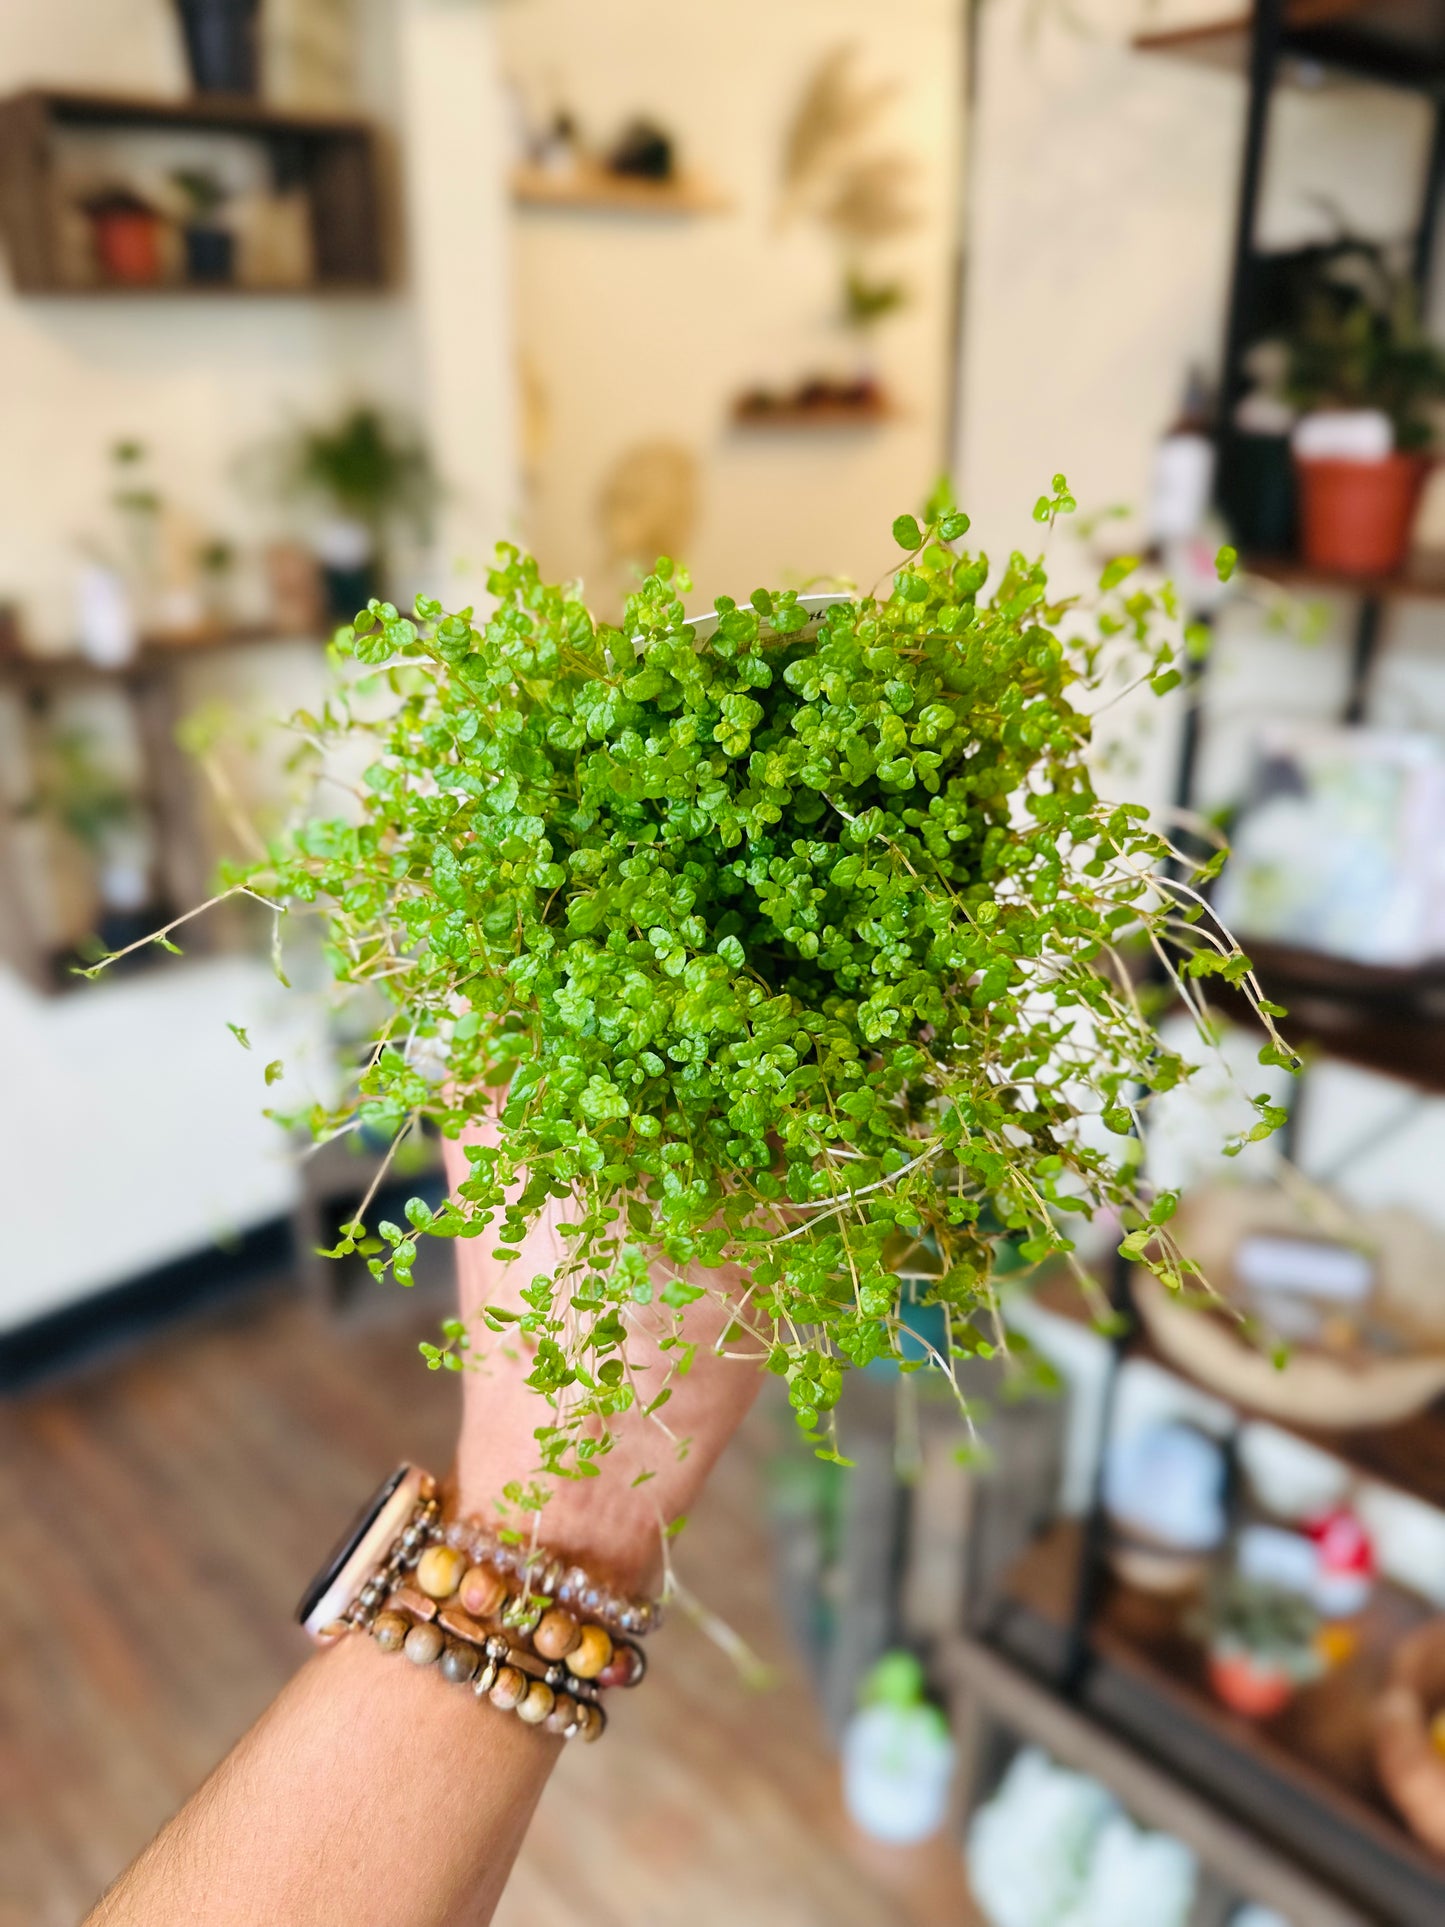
97, 483, 1292, 1480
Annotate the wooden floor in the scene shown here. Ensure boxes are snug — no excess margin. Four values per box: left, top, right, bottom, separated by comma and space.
0, 1275, 973, 1927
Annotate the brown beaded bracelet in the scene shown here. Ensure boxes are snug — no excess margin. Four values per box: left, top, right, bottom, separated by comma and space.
369, 1602, 607, 1742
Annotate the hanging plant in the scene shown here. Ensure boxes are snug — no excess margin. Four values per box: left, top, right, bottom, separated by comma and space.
91, 485, 1290, 1473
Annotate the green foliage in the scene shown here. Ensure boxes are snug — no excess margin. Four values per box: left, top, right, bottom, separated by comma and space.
112, 493, 1289, 1478
24, 728, 138, 854
1281, 234, 1445, 452
842, 267, 908, 333
279, 405, 436, 544
1194, 1574, 1322, 1675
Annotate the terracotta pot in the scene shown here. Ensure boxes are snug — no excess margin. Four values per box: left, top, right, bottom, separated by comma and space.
89, 207, 162, 285
1295, 451, 1428, 576
1208, 1648, 1296, 1719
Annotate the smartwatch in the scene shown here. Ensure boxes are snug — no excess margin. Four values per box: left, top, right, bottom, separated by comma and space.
296, 1462, 439, 1640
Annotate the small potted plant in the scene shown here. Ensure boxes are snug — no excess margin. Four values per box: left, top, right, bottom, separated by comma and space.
272, 405, 437, 618
171, 169, 233, 285
1197, 1574, 1323, 1720
80, 187, 163, 286
1283, 236, 1445, 575
89, 489, 1294, 1512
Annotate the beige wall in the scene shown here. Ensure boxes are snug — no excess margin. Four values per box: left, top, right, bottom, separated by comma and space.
500, 0, 964, 609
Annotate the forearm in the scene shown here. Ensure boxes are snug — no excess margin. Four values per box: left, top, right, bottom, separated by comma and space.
89, 1632, 555, 1927
88, 1129, 758, 1927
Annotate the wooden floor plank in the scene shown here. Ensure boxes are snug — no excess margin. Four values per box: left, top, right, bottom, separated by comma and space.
0, 1281, 965, 1926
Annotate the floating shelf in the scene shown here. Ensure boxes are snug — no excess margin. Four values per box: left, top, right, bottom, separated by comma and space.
0, 88, 389, 294
731, 396, 896, 430
511, 162, 730, 216
1134, 2, 1445, 91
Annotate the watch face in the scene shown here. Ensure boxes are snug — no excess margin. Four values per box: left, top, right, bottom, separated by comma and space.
297, 1464, 414, 1632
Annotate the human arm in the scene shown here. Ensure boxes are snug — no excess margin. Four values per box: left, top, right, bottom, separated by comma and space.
87, 1128, 759, 1927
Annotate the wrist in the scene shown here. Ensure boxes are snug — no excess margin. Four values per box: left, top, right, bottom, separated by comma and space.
454, 1423, 665, 1596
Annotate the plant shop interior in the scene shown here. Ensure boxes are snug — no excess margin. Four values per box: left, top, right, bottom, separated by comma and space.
14, 2, 1445, 1923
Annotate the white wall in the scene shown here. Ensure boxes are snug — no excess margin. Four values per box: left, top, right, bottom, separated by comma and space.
499, 0, 963, 608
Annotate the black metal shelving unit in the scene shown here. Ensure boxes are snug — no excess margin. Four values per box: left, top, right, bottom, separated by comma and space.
961, 10, 1445, 1925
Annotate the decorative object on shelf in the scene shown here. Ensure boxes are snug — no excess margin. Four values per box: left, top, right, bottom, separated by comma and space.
1196, 1573, 1324, 1720
1293, 410, 1430, 577
604, 116, 674, 183
1306, 1507, 1375, 1618
196, 537, 238, 628
1262, 233, 1445, 574
774, 44, 917, 400
1104, 1422, 1227, 1597
79, 187, 163, 285
266, 404, 437, 617
0, 603, 27, 663
22, 726, 157, 952
840, 1651, 954, 1844
732, 374, 891, 427
264, 541, 324, 634
173, 0, 262, 96
596, 440, 698, 607
1214, 724, 1445, 968
1132, 1185, 1445, 1429
1375, 1618, 1445, 1855
510, 94, 723, 212
84, 500, 1288, 1473
1237, 1421, 1349, 1523
1146, 366, 1218, 550
74, 561, 138, 668
1220, 386, 1298, 557
967, 1744, 1198, 1927
263, 0, 358, 111
170, 167, 234, 284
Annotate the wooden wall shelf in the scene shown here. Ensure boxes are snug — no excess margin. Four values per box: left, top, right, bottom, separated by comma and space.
731, 397, 896, 430
0, 625, 320, 696
1135, 3, 1445, 91
511, 162, 730, 216
0, 88, 389, 294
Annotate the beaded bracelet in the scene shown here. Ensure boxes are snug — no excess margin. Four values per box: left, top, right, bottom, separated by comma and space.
328, 1495, 651, 1743
441, 1515, 662, 1640
370, 1599, 608, 1742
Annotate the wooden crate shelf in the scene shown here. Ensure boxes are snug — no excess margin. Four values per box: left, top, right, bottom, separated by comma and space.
0, 88, 389, 294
